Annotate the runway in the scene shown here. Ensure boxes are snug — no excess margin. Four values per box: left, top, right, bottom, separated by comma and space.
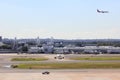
0, 70, 120, 80
0, 53, 120, 80
0, 53, 120, 69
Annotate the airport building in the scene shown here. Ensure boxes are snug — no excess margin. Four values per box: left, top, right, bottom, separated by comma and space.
27, 46, 120, 54
1, 36, 120, 54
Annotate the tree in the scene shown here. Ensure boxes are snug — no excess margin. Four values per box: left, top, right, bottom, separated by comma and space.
21, 46, 28, 52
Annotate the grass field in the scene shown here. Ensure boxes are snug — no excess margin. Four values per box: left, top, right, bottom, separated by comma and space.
69, 56, 120, 61
11, 62, 120, 69
11, 57, 48, 61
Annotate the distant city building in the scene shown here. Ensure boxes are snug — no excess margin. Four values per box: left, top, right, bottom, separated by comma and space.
0, 42, 4, 46
12, 37, 18, 50
1, 36, 120, 54
36, 36, 40, 46
0, 36, 2, 42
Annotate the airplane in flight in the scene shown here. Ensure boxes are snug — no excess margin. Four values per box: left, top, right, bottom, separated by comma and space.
97, 9, 109, 13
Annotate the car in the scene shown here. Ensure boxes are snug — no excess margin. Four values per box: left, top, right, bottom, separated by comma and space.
42, 71, 50, 74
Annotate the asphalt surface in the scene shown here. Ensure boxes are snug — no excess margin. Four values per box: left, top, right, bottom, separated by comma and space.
1, 53, 120, 80
0, 53, 120, 73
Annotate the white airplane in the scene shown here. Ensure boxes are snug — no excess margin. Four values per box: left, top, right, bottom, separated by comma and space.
54, 54, 64, 59
97, 9, 109, 13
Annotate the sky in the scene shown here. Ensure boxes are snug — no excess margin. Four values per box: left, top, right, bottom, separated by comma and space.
0, 0, 120, 39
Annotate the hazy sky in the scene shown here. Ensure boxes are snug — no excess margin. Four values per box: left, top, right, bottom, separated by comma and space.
0, 0, 120, 39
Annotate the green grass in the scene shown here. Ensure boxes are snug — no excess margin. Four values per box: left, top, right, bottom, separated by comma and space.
11, 57, 48, 61
69, 56, 120, 61
11, 62, 120, 69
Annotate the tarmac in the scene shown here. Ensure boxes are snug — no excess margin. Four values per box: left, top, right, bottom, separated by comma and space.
0, 71, 120, 80
0, 53, 120, 80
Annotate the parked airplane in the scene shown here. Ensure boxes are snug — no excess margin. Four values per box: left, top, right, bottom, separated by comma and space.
97, 9, 109, 13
